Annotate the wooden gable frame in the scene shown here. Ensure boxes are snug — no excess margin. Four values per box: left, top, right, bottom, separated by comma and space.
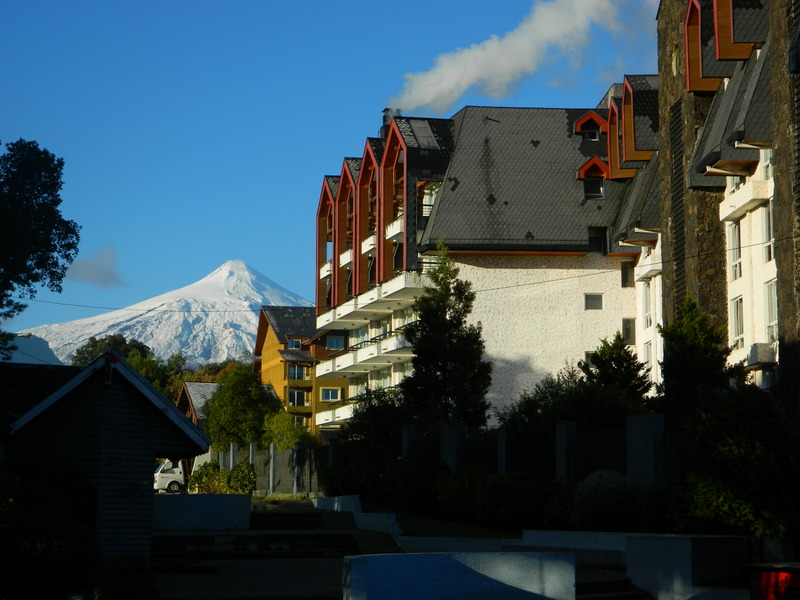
574, 111, 608, 135
315, 178, 337, 315
607, 99, 637, 179
355, 140, 381, 295
622, 78, 655, 162
713, 0, 757, 60
685, 0, 724, 92
333, 159, 359, 306
379, 121, 407, 281
578, 156, 610, 179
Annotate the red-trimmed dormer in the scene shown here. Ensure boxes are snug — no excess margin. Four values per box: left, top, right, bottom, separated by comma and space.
315, 177, 337, 316
685, 0, 724, 92
355, 138, 382, 295
574, 111, 608, 140
607, 98, 637, 179
713, 0, 757, 60
578, 156, 610, 200
333, 159, 359, 306
622, 78, 655, 162
379, 120, 407, 282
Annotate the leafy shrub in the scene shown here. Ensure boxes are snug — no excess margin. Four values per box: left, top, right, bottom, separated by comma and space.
188, 460, 229, 494
573, 470, 637, 531
228, 462, 257, 494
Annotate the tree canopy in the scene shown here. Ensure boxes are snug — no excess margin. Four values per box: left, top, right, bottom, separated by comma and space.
0, 139, 80, 358
205, 362, 281, 447
71, 334, 151, 366
399, 241, 492, 433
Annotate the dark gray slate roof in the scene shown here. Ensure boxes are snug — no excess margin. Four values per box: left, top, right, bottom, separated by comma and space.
365, 137, 384, 166
613, 152, 661, 242
419, 106, 619, 252
701, 0, 737, 78
344, 157, 360, 184
733, 0, 769, 44
278, 348, 315, 363
324, 175, 339, 199
183, 381, 218, 421
688, 40, 771, 189
394, 117, 454, 182
627, 75, 659, 152
261, 306, 317, 343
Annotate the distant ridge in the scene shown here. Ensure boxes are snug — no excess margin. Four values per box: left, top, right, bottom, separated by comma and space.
19, 260, 312, 366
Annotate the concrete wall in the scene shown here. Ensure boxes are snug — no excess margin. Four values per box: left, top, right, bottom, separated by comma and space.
343, 552, 575, 600
457, 253, 636, 410
153, 494, 251, 531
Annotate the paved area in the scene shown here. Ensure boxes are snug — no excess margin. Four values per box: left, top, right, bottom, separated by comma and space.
154, 558, 344, 600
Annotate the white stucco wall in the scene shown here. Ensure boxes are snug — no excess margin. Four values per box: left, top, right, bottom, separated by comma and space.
455, 253, 637, 411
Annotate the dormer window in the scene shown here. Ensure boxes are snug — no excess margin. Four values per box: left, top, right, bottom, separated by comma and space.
582, 127, 601, 141
287, 339, 301, 349
584, 177, 604, 199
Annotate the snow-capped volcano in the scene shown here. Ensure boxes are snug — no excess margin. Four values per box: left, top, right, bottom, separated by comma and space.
19, 260, 312, 366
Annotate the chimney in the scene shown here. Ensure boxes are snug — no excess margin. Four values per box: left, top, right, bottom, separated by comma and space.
381, 108, 401, 139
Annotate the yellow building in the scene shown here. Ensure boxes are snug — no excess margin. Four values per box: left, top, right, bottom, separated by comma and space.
254, 306, 348, 439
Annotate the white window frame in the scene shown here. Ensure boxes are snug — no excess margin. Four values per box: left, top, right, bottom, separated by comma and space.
761, 148, 774, 180
321, 388, 341, 402
326, 336, 345, 351
286, 339, 301, 349
288, 389, 306, 407
763, 199, 775, 264
729, 220, 742, 281
730, 296, 745, 350
288, 364, 306, 380
643, 280, 653, 329
585, 293, 603, 310
765, 280, 778, 343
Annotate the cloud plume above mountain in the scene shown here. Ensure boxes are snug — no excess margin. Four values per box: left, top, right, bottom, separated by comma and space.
389, 0, 657, 113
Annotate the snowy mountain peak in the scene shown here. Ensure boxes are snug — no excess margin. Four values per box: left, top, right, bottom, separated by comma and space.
17, 262, 312, 366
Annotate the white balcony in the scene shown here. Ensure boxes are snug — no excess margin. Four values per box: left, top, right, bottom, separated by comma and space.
385, 217, 404, 241
361, 234, 376, 255
635, 244, 662, 281
720, 179, 773, 221
319, 260, 332, 279
316, 403, 354, 427
339, 248, 353, 267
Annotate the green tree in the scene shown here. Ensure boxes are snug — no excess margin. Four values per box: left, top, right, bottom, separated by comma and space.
399, 242, 492, 432
263, 411, 318, 450
71, 334, 151, 366
0, 139, 80, 359
657, 295, 734, 411
205, 363, 281, 447
578, 332, 652, 415
126, 349, 187, 399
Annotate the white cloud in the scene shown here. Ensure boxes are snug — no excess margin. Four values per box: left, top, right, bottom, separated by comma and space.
388, 0, 655, 114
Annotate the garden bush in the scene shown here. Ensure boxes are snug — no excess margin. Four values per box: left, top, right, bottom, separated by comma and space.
573, 469, 637, 531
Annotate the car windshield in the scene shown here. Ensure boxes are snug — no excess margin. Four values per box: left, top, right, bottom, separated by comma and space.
155, 461, 172, 473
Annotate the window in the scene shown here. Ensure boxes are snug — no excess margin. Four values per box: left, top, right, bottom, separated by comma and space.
622, 318, 636, 345
727, 175, 744, 195
730, 297, 744, 350
621, 261, 635, 288
761, 148, 774, 180
321, 388, 341, 402
288, 389, 306, 407
763, 200, 775, 263
585, 294, 603, 310
643, 341, 652, 370
766, 280, 778, 343
584, 352, 597, 367
729, 220, 742, 281
288, 364, 306, 380
582, 127, 600, 141
326, 336, 344, 351
643, 280, 653, 328
286, 339, 301, 349
584, 177, 604, 199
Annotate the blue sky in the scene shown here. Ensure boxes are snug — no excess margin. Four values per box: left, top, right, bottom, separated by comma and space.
2, 0, 658, 332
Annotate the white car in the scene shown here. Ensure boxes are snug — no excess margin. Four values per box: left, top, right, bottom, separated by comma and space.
154, 460, 185, 493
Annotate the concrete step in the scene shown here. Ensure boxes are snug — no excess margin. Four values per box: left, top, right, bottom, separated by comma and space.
576, 569, 654, 600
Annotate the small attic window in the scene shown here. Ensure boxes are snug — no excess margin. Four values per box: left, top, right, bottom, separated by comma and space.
584, 177, 604, 199
582, 126, 601, 141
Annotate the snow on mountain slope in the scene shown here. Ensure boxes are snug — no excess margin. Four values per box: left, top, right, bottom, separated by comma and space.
18, 260, 312, 366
